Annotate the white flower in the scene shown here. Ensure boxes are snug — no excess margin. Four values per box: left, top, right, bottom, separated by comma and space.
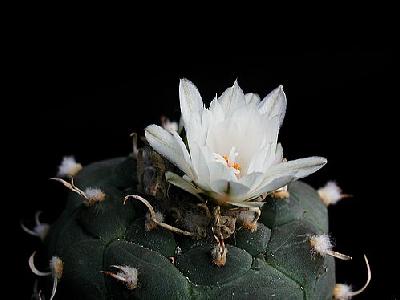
145, 79, 327, 207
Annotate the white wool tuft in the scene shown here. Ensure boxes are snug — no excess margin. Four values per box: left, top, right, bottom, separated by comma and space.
318, 181, 344, 205
236, 208, 261, 232
84, 187, 105, 201
272, 185, 290, 199
236, 210, 255, 224
34, 223, 50, 240
57, 156, 82, 177
333, 284, 352, 299
310, 234, 352, 260
110, 265, 138, 290
310, 234, 332, 255
50, 256, 63, 280
21, 211, 50, 241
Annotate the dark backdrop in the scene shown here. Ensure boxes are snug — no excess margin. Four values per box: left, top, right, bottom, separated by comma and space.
10, 48, 397, 299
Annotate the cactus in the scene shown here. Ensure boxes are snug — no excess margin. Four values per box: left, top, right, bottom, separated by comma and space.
35, 148, 335, 300
27, 80, 370, 299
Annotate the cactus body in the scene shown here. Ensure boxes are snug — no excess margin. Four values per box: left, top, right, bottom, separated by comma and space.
44, 154, 335, 300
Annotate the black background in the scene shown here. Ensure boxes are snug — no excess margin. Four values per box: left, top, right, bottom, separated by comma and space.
9, 40, 397, 299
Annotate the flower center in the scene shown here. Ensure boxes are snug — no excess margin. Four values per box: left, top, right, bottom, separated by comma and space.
214, 147, 241, 175
222, 155, 241, 172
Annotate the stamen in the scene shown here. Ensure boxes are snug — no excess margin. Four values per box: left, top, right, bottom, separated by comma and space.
216, 146, 241, 175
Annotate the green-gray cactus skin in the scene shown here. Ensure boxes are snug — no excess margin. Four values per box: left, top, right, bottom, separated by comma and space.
44, 154, 335, 300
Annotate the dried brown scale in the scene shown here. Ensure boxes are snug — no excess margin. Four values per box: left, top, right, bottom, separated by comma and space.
137, 146, 169, 200
212, 206, 237, 240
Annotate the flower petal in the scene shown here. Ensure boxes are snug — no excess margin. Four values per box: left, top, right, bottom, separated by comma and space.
229, 201, 265, 208
245, 93, 260, 105
239, 171, 265, 190
189, 142, 211, 190
248, 156, 327, 198
207, 180, 250, 203
228, 181, 251, 198
179, 79, 205, 146
218, 80, 246, 114
165, 172, 203, 200
258, 85, 287, 127
179, 78, 203, 124
274, 143, 284, 164
247, 175, 294, 200
145, 125, 195, 179
273, 156, 327, 179
208, 161, 238, 194
209, 95, 225, 122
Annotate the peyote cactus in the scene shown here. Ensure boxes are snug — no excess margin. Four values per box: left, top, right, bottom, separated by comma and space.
39, 153, 334, 300
26, 80, 370, 299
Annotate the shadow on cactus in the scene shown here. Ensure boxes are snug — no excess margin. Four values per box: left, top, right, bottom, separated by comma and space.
25, 80, 371, 300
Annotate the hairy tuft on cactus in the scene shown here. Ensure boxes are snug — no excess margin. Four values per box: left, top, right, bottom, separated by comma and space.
25, 79, 370, 299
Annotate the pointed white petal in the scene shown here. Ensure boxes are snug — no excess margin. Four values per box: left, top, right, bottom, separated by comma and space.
239, 172, 264, 190
179, 79, 205, 146
208, 161, 238, 193
179, 78, 203, 125
209, 95, 225, 122
245, 93, 260, 105
145, 125, 195, 179
248, 175, 294, 199
189, 142, 211, 189
228, 181, 251, 197
165, 172, 203, 200
259, 85, 287, 127
218, 80, 246, 114
272, 156, 327, 179
248, 156, 327, 198
210, 179, 230, 194
229, 201, 265, 208
274, 143, 284, 164
246, 142, 272, 174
